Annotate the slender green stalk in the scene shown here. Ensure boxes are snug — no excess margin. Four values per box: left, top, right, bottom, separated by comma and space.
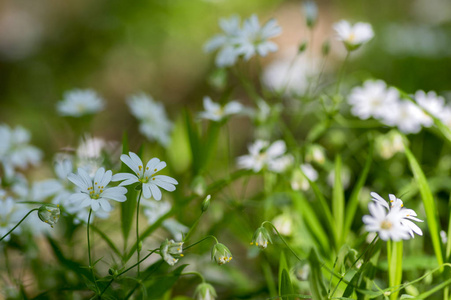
388, 241, 403, 300
124, 261, 164, 299
136, 188, 143, 277
87, 208, 99, 294
0, 208, 38, 242
335, 51, 350, 96
181, 271, 205, 283
262, 221, 304, 262
99, 249, 158, 296
184, 235, 219, 251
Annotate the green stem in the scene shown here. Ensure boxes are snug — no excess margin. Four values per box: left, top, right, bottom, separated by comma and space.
99, 249, 158, 296
335, 51, 350, 96
262, 221, 303, 262
0, 208, 38, 242
124, 261, 164, 299
87, 208, 99, 294
184, 235, 219, 251
389, 241, 403, 300
183, 212, 204, 243
181, 271, 206, 283
136, 188, 143, 277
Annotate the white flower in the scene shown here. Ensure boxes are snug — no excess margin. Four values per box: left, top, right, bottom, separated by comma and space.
57, 89, 105, 117
68, 167, 127, 212
204, 15, 242, 67
160, 239, 184, 266
198, 96, 245, 122
0, 195, 28, 241
194, 283, 217, 300
305, 144, 326, 165
0, 124, 42, 178
127, 93, 173, 146
112, 152, 178, 200
237, 140, 287, 173
362, 202, 411, 241
235, 14, 282, 60
327, 166, 351, 189
348, 80, 400, 120
163, 219, 189, 242
368, 192, 423, 239
414, 90, 446, 127
268, 154, 294, 173
143, 198, 172, 224
333, 20, 374, 51
384, 100, 425, 134
272, 214, 293, 236
375, 130, 404, 159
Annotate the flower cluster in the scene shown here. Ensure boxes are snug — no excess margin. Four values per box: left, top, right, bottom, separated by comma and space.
362, 192, 423, 241
237, 140, 293, 173
204, 14, 282, 67
56, 89, 105, 117
0, 124, 42, 178
127, 93, 173, 147
348, 80, 451, 134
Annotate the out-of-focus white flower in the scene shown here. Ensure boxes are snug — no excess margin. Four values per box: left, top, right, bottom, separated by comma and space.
0, 194, 28, 241
235, 14, 282, 60
327, 166, 351, 189
291, 163, 318, 191
272, 214, 293, 236
68, 167, 127, 212
0, 124, 42, 178
305, 145, 326, 165
112, 152, 178, 200
414, 90, 446, 127
348, 80, 400, 120
268, 154, 294, 173
375, 130, 405, 159
160, 239, 184, 266
127, 93, 173, 146
237, 140, 288, 173
385, 100, 425, 134
143, 198, 172, 224
163, 219, 189, 241
441, 230, 448, 244
262, 50, 319, 96
57, 89, 105, 117
204, 15, 242, 67
198, 96, 246, 122
303, 1, 318, 28
333, 20, 374, 51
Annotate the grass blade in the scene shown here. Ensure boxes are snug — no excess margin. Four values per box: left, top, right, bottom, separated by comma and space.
333, 155, 345, 249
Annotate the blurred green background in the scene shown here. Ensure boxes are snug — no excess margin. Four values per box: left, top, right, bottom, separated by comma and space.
1, 0, 451, 153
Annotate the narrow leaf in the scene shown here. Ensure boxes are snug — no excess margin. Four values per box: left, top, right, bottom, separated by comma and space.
333, 155, 345, 249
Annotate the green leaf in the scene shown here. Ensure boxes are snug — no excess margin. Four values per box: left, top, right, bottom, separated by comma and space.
404, 144, 443, 270
278, 251, 288, 296
308, 249, 327, 299
184, 110, 203, 175
344, 141, 373, 238
167, 115, 192, 173
280, 269, 294, 300
333, 155, 345, 249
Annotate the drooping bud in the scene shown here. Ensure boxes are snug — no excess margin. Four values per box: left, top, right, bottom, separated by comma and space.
38, 204, 60, 228
160, 239, 184, 266
211, 243, 232, 265
250, 226, 272, 249
194, 282, 217, 300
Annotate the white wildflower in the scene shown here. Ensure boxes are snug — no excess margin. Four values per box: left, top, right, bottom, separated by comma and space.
112, 152, 178, 200
333, 20, 374, 51
198, 96, 245, 122
160, 239, 184, 266
127, 93, 173, 146
57, 89, 105, 117
237, 140, 288, 173
68, 167, 127, 212
414, 90, 446, 127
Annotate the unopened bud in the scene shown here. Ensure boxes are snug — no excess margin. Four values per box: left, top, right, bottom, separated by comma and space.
322, 40, 330, 56
38, 204, 60, 228
194, 282, 217, 300
201, 195, 211, 212
298, 41, 308, 53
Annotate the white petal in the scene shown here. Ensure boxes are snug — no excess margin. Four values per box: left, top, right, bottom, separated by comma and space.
148, 183, 162, 200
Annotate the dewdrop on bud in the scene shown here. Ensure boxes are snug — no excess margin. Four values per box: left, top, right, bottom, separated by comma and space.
201, 195, 211, 212
211, 243, 232, 265
194, 282, 217, 300
160, 239, 184, 266
250, 226, 272, 249
38, 204, 60, 228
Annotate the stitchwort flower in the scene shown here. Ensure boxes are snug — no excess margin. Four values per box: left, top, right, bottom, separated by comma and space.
160, 239, 184, 266
237, 140, 290, 173
211, 243, 233, 265
250, 226, 272, 249
333, 20, 374, 51
68, 167, 127, 212
198, 96, 245, 122
112, 152, 178, 200
194, 282, 217, 300
38, 204, 60, 228
56, 89, 105, 117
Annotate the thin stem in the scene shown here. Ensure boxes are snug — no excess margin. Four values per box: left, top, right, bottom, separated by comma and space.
184, 235, 219, 251
124, 261, 164, 299
330, 234, 379, 297
87, 208, 99, 294
99, 249, 158, 296
262, 221, 303, 262
0, 208, 38, 242
136, 188, 143, 277
181, 271, 206, 283
183, 212, 204, 243
335, 51, 351, 96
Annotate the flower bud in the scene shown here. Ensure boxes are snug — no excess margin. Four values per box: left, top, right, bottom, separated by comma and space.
211, 243, 232, 265
201, 195, 211, 212
321, 40, 330, 56
250, 226, 272, 249
298, 41, 308, 53
38, 204, 60, 228
303, 0, 318, 29
194, 282, 217, 300
160, 239, 184, 266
